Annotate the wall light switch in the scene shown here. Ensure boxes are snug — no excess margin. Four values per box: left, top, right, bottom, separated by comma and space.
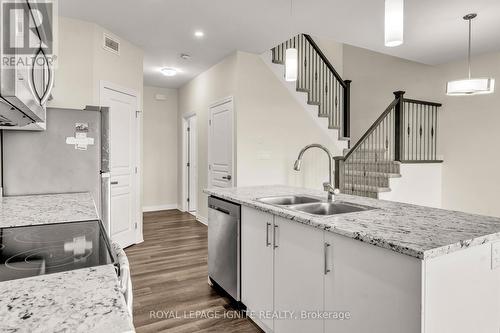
492, 242, 500, 270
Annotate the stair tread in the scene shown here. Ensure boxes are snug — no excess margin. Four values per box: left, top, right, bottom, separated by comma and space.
344, 184, 391, 193
344, 148, 388, 155
345, 160, 401, 164
345, 170, 401, 178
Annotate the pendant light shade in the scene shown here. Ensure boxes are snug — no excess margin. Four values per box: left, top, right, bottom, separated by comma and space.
385, 0, 404, 47
447, 14, 495, 96
447, 77, 495, 96
284, 0, 298, 82
285, 47, 298, 82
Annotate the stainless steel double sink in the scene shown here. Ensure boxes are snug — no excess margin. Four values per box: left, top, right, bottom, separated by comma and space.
256, 195, 374, 216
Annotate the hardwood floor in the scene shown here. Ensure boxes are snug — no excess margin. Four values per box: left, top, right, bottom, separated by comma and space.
125, 210, 262, 333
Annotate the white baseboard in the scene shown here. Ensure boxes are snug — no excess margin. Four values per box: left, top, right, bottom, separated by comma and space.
142, 203, 178, 212
197, 215, 208, 225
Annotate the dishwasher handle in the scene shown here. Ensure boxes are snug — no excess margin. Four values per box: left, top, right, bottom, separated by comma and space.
208, 197, 241, 219
209, 205, 231, 215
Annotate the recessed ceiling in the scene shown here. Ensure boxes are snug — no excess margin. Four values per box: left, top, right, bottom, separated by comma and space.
59, 0, 500, 89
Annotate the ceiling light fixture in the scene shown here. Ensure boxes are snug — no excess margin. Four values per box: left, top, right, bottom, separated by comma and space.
194, 30, 204, 38
446, 14, 495, 96
384, 0, 404, 47
285, 0, 297, 82
161, 67, 177, 77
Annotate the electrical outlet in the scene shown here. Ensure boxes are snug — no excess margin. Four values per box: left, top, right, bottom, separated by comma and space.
492, 242, 500, 270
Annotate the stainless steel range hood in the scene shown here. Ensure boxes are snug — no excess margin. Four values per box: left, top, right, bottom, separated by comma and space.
0, 62, 49, 128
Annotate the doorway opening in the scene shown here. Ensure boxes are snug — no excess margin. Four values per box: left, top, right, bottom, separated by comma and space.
184, 114, 197, 215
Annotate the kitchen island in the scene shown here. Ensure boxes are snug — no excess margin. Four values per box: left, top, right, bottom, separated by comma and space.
0, 192, 134, 333
205, 185, 500, 333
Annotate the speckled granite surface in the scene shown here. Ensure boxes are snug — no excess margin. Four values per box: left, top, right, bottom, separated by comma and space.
0, 192, 98, 228
0, 193, 134, 332
0, 265, 134, 333
205, 185, 500, 259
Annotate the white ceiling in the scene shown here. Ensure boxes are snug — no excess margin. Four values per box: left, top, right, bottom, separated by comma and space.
59, 0, 500, 89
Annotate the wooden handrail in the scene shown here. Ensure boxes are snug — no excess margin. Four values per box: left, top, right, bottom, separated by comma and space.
343, 97, 400, 160
303, 34, 347, 88
403, 98, 442, 107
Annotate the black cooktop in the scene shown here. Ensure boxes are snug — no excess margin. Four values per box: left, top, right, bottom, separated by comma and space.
0, 220, 117, 282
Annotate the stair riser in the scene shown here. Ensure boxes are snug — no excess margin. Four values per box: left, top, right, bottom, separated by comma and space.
342, 190, 379, 199
344, 163, 400, 174
343, 177, 390, 188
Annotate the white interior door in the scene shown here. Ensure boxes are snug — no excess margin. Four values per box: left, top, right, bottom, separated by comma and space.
187, 115, 197, 212
101, 85, 139, 248
209, 98, 234, 188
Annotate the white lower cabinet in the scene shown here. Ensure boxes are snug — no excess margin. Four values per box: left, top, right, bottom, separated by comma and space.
241, 207, 325, 333
273, 216, 325, 333
242, 205, 498, 333
242, 206, 421, 333
323, 231, 422, 333
241, 207, 275, 331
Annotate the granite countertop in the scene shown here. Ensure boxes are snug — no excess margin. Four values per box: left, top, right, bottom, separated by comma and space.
0, 192, 98, 228
0, 192, 134, 332
0, 265, 134, 333
205, 185, 500, 260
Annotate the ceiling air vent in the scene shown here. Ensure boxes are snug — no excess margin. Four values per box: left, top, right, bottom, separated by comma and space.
103, 33, 120, 55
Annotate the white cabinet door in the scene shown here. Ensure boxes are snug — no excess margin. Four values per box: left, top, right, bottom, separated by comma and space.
241, 206, 274, 331
274, 217, 325, 333
324, 232, 421, 333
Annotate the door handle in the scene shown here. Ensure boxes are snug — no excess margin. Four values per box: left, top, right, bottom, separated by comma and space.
266, 222, 271, 247
111, 181, 119, 185
222, 175, 232, 181
273, 225, 279, 249
324, 242, 331, 275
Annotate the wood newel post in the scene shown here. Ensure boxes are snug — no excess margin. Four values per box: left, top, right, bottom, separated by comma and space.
343, 80, 352, 139
334, 156, 345, 191
393, 90, 405, 162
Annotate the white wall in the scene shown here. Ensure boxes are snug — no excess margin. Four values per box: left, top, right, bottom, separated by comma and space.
235, 51, 337, 190
143, 86, 178, 211
50, 16, 146, 215
379, 163, 443, 208
344, 44, 500, 217
178, 53, 238, 221
50, 17, 144, 110
179, 50, 343, 222
436, 51, 500, 217
343, 45, 441, 144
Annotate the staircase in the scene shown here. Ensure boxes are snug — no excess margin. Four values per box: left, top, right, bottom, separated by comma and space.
271, 34, 351, 142
270, 34, 443, 199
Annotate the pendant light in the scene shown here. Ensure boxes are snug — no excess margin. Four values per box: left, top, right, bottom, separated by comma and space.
285, 0, 297, 81
446, 14, 495, 96
385, 0, 404, 47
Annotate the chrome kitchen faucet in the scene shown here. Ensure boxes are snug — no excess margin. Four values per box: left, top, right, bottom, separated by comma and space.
293, 144, 340, 202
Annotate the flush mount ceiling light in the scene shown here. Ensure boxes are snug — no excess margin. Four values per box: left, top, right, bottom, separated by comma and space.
160, 67, 177, 77
446, 14, 495, 96
384, 0, 404, 47
194, 30, 204, 38
285, 0, 297, 82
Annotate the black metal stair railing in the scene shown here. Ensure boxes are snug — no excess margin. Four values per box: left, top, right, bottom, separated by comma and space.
334, 91, 442, 198
272, 34, 351, 138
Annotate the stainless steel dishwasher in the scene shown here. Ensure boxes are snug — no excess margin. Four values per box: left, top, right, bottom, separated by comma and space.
208, 196, 241, 301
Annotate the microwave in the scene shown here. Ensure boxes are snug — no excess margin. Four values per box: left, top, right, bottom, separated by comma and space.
0, 1, 53, 128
